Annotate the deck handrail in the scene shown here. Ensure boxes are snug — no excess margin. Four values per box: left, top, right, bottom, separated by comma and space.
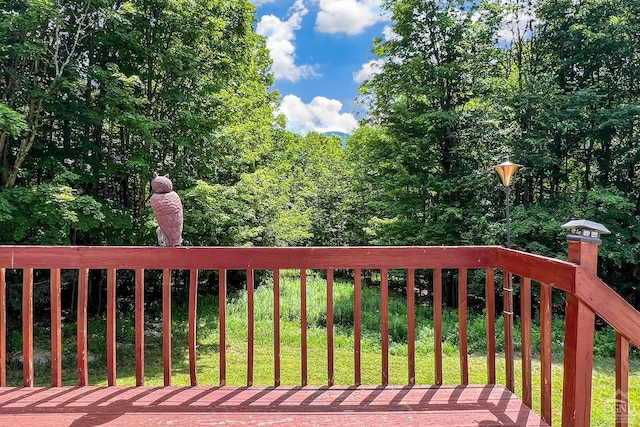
572, 267, 640, 347
0, 245, 496, 269
495, 245, 640, 426
0, 244, 638, 427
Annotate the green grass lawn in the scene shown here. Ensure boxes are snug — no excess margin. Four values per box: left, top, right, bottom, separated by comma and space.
5, 271, 639, 426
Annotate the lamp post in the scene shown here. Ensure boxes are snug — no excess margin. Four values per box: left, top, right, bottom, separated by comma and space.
493, 156, 522, 392
493, 157, 522, 248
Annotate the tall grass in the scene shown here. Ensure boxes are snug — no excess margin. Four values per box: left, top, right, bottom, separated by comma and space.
4, 270, 639, 426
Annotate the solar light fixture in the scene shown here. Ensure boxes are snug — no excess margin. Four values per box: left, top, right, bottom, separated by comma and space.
493, 157, 523, 248
562, 219, 610, 244
494, 157, 522, 189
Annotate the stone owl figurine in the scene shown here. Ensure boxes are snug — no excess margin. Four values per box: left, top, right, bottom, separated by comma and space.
150, 172, 183, 246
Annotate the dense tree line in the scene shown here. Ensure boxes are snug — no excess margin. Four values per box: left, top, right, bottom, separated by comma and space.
1, 0, 640, 305
351, 0, 640, 305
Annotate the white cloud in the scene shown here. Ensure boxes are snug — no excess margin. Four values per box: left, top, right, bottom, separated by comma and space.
382, 24, 400, 42
279, 94, 358, 134
315, 0, 388, 35
495, 1, 537, 46
497, 13, 536, 45
353, 59, 384, 83
256, 0, 319, 82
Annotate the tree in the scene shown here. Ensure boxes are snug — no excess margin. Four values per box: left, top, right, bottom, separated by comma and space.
182, 130, 353, 247
0, 0, 99, 187
72, 0, 275, 216
488, 0, 640, 304
503, 0, 640, 203
1, 0, 278, 245
0, 173, 104, 244
354, 0, 504, 245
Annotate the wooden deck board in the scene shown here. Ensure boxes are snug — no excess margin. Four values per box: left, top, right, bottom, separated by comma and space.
0, 385, 549, 426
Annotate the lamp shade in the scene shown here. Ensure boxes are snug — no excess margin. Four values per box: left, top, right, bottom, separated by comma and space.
494, 157, 522, 188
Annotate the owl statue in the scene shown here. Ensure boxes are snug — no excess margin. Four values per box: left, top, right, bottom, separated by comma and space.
150, 172, 183, 246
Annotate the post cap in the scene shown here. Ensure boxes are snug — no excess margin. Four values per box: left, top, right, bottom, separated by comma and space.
561, 219, 610, 244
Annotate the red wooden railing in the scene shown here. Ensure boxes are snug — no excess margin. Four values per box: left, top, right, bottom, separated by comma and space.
0, 245, 639, 427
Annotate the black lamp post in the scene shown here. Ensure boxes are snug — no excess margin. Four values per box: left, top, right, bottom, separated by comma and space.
493, 156, 522, 392
493, 157, 522, 248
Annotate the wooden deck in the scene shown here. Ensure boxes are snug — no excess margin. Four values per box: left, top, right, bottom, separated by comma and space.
2, 244, 639, 425
0, 385, 548, 426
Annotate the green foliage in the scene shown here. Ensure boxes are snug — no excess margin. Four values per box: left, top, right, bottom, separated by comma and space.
352, 0, 505, 246
0, 0, 276, 223
507, 186, 640, 304
345, 0, 640, 305
0, 103, 27, 137
0, 179, 104, 244
182, 176, 311, 247
2, 0, 640, 310
181, 131, 353, 247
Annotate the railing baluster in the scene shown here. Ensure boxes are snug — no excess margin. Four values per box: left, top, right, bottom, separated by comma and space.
485, 268, 496, 384
107, 268, 117, 386
77, 268, 88, 386
189, 269, 199, 386
381, 268, 389, 386
219, 269, 227, 386
354, 268, 362, 386
407, 268, 415, 386
521, 277, 532, 407
434, 267, 443, 385
459, 268, 469, 385
135, 269, 145, 386
615, 332, 629, 427
163, 269, 172, 386
23, 268, 34, 387
51, 268, 62, 386
273, 270, 281, 387
247, 269, 254, 387
301, 269, 307, 386
540, 282, 552, 424
0, 267, 5, 387
503, 272, 514, 392
327, 268, 334, 386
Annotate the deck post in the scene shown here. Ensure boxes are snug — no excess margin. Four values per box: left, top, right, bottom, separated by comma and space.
561, 220, 609, 427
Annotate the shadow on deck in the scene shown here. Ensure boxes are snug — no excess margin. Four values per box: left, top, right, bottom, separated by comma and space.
0, 384, 548, 426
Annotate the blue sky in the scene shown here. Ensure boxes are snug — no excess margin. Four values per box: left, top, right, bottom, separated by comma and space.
251, 0, 391, 134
